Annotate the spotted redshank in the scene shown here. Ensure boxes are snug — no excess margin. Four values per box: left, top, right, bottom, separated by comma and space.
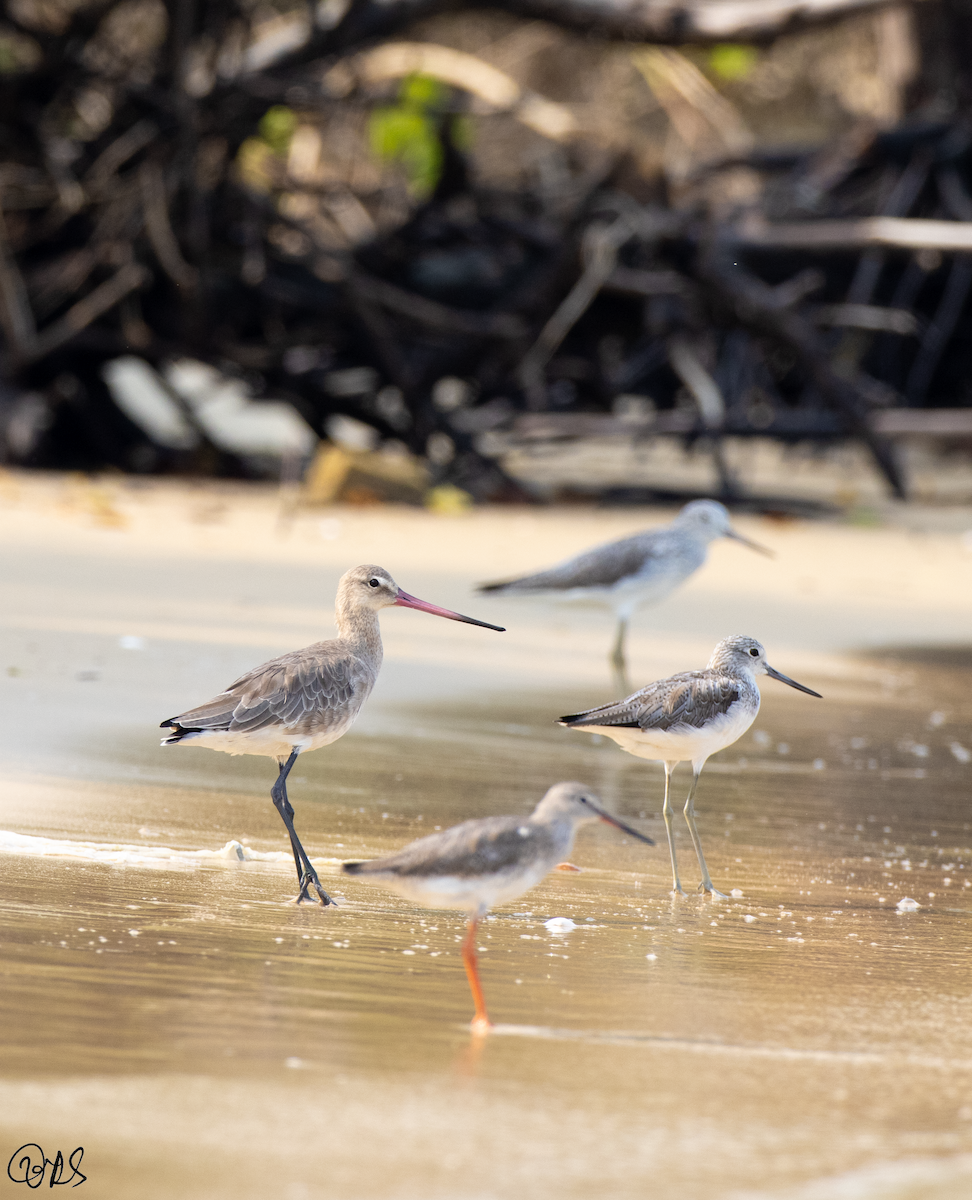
342, 781, 654, 1032
161, 564, 504, 906
559, 636, 820, 897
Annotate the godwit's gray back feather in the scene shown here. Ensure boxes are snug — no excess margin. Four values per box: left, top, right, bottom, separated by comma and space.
163, 641, 379, 741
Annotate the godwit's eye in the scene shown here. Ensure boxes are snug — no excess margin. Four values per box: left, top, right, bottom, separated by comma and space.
749, 647, 759, 657
369, 578, 380, 588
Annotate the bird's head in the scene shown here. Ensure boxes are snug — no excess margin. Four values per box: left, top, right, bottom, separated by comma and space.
676, 500, 772, 556
336, 565, 504, 630
708, 635, 821, 697
533, 782, 654, 844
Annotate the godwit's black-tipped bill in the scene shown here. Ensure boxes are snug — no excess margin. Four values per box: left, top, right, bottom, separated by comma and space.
394, 589, 505, 632
160, 563, 503, 907
726, 529, 774, 557
765, 664, 822, 697
580, 796, 655, 845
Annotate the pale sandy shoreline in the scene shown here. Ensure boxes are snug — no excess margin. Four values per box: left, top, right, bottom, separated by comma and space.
0, 469, 968, 686
1, 470, 971, 1200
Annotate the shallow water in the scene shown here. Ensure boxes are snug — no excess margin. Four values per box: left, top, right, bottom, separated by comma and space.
1, 512, 972, 1198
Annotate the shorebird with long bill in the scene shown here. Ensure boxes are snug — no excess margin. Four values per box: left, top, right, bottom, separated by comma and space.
161, 565, 504, 906
342, 781, 654, 1032
559, 636, 821, 897
478, 501, 771, 674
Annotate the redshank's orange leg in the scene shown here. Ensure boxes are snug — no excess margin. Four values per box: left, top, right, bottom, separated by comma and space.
461, 918, 492, 1034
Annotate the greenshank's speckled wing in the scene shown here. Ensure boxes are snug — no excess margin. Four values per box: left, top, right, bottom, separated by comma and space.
479, 528, 686, 594
561, 671, 741, 732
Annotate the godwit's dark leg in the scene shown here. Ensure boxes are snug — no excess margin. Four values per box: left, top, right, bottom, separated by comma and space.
277, 759, 303, 885
683, 763, 727, 898
270, 748, 334, 906
461, 915, 492, 1034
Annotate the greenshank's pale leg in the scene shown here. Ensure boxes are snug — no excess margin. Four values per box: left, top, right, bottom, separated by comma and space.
161, 565, 504, 906
479, 501, 771, 675
559, 636, 821, 897
342, 782, 654, 1032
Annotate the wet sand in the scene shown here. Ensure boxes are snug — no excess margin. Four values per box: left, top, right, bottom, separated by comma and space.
1, 472, 971, 1199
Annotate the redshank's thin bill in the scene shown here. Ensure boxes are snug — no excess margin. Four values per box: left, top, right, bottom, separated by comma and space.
342, 781, 654, 1033
559, 636, 820, 898
478, 501, 771, 675
160, 565, 504, 906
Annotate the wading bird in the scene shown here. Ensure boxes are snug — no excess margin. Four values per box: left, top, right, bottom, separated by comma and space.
559, 636, 820, 897
479, 501, 771, 675
343, 781, 654, 1032
161, 565, 504, 906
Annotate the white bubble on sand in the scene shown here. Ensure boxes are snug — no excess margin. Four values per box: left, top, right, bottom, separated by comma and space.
544, 917, 576, 933
896, 897, 920, 911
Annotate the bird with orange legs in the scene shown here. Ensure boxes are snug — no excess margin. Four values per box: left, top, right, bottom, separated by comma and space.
342, 781, 654, 1033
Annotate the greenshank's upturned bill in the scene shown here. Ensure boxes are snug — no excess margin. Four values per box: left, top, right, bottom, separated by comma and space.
161, 565, 504, 906
478, 501, 771, 674
342, 781, 654, 1032
559, 636, 820, 898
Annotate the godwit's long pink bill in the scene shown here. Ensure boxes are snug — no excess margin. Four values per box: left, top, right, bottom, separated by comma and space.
342, 782, 654, 1032
161, 565, 504, 906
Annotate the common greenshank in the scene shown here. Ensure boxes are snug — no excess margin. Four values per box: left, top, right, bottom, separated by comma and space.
559, 636, 820, 897
479, 501, 771, 674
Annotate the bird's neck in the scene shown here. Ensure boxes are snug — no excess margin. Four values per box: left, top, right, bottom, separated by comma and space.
671, 520, 714, 548
335, 600, 383, 658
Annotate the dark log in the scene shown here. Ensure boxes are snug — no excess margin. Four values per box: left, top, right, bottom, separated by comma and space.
695, 238, 908, 497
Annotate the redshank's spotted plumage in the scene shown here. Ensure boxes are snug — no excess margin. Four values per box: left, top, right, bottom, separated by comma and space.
342, 781, 654, 1032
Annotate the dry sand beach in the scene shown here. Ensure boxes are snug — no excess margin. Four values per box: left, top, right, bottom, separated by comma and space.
1, 471, 971, 1199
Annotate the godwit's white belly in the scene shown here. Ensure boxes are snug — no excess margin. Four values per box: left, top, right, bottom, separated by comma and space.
167, 719, 354, 760
586, 699, 759, 766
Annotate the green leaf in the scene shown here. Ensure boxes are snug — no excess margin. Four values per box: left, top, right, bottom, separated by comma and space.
258, 106, 298, 155
369, 86, 445, 196
708, 44, 758, 82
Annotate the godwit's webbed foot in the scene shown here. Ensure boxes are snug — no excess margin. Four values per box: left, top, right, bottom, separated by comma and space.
671, 884, 687, 896
295, 867, 335, 907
